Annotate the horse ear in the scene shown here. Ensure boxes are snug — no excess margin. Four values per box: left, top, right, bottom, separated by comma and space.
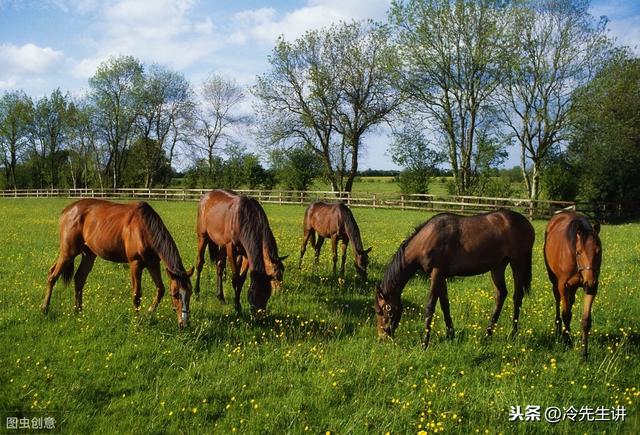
279, 255, 289, 262
365, 247, 372, 254
592, 222, 601, 235
186, 266, 195, 277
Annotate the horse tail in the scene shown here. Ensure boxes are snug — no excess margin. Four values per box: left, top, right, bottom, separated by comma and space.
207, 240, 217, 263
308, 228, 316, 249
60, 260, 75, 285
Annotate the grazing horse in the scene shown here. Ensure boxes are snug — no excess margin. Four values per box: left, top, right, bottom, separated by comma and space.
194, 189, 285, 314
544, 212, 602, 360
42, 199, 194, 328
299, 201, 372, 280
375, 210, 534, 348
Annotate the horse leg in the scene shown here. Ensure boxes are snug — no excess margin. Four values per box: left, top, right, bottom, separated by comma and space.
147, 261, 165, 312
226, 246, 243, 313
73, 252, 96, 312
552, 280, 562, 338
213, 245, 226, 303
423, 270, 443, 349
233, 257, 249, 314
299, 229, 312, 269
439, 280, 455, 339
331, 236, 338, 277
580, 293, 595, 361
560, 281, 576, 347
129, 260, 144, 310
42, 253, 75, 314
511, 264, 528, 338
313, 236, 325, 266
194, 235, 207, 297
339, 239, 347, 280
486, 263, 508, 337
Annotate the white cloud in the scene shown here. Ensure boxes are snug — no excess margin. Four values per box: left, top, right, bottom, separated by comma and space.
0, 43, 64, 75
232, 0, 392, 44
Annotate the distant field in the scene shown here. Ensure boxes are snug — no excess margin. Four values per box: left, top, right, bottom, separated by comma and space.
0, 199, 638, 433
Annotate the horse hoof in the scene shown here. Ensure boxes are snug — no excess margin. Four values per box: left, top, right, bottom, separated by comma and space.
446, 328, 455, 340
485, 328, 494, 337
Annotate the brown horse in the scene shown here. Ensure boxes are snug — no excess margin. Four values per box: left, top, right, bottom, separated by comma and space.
299, 201, 371, 280
544, 212, 602, 360
375, 209, 534, 348
42, 199, 194, 328
194, 189, 286, 314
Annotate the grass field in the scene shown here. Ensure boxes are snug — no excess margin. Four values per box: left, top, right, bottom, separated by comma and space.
0, 198, 638, 434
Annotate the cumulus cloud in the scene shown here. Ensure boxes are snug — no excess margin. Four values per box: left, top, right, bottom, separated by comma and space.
232, 0, 392, 44
0, 43, 64, 75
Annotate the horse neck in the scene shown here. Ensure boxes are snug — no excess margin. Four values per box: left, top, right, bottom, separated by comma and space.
342, 208, 364, 253
140, 205, 184, 274
381, 241, 419, 299
236, 219, 267, 275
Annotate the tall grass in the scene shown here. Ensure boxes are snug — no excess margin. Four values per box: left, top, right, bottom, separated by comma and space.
0, 199, 637, 433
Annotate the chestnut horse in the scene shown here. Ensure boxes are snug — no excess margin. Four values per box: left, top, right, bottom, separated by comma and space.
544, 212, 602, 360
375, 209, 534, 348
298, 201, 371, 280
42, 199, 194, 328
194, 189, 285, 314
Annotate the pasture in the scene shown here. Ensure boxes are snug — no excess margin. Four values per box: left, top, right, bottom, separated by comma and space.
0, 198, 638, 434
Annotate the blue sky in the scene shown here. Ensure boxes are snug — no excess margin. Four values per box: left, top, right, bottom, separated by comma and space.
1, 0, 638, 170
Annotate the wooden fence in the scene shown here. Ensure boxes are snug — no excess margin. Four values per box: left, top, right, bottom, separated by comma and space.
0, 188, 579, 219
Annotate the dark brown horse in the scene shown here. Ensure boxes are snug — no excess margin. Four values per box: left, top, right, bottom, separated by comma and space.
544, 212, 602, 360
194, 189, 286, 314
42, 199, 194, 328
299, 201, 371, 280
375, 209, 534, 348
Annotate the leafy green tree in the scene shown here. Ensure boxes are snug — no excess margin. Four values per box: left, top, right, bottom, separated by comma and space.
255, 20, 399, 193
270, 147, 323, 191
390, 0, 511, 195
89, 56, 144, 188
0, 90, 33, 189
390, 125, 443, 194
30, 88, 74, 188
569, 53, 640, 207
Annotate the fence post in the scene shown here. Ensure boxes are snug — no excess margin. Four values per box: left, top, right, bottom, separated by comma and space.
300, 191, 304, 205
401, 195, 405, 210
279, 192, 283, 204
372, 193, 377, 208
528, 201, 534, 220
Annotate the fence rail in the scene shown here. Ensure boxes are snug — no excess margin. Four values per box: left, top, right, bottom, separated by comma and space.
0, 187, 585, 219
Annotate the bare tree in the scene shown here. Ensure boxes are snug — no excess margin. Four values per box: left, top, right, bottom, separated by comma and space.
497, 0, 611, 199
193, 73, 246, 181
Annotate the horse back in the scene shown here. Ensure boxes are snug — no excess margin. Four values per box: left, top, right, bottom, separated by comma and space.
197, 189, 244, 245
305, 201, 344, 237
412, 210, 533, 276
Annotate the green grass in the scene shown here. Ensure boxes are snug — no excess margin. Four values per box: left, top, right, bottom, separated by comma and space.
0, 198, 638, 434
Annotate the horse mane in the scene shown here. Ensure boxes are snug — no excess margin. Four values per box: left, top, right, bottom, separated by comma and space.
137, 202, 187, 277
567, 214, 596, 250
339, 203, 364, 252
380, 220, 427, 297
236, 196, 268, 274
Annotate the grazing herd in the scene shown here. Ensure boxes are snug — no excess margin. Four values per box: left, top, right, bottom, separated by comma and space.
42, 189, 603, 359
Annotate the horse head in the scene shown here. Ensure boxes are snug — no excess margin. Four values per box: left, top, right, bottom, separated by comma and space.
575, 223, 602, 294
167, 266, 194, 328
374, 283, 402, 340
355, 247, 372, 280
248, 271, 272, 318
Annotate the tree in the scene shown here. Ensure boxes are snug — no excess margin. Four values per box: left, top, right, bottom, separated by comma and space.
568, 53, 640, 208
498, 0, 611, 199
390, 124, 443, 194
255, 20, 399, 193
0, 91, 33, 189
66, 99, 103, 188
89, 56, 144, 188
30, 88, 73, 188
390, 0, 511, 195
193, 74, 247, 183
270, 146, 323, 191
136, 65, 194, 187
